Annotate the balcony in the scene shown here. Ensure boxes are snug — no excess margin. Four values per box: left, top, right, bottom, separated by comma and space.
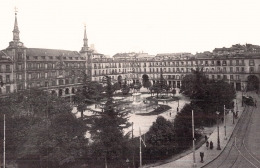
0, 69, 12, 73
5, 80, 13, 84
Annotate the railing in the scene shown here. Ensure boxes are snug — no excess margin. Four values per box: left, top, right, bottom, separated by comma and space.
0, 69, 12, 73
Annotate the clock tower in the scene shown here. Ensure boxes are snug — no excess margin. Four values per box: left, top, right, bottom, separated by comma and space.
5, 7, 27, 92
7, 7, 25, 49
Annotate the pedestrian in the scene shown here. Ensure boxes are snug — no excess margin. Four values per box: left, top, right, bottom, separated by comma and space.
170, 112, 171, 117
210, 141, 213, 149
204, 135, 208, 142
200, 152, 204, 163
177, 107, 179, 112
221, 117, 224, 123
206, 141, 209, 150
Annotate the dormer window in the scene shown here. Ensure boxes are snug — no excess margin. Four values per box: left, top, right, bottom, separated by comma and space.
63, 57, 66, 60
41, 56, 46, 59
34, 56, 38, 60
75, 57, 79, 60
49, 56, 53, 59
69, 57, 72, 60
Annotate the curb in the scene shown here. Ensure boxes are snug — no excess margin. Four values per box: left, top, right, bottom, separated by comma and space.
201, 105, 246, 167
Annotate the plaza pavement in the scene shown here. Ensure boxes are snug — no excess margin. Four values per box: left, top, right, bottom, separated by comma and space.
145, 91, 247, 168
72, 88, 190, 137
72, 88, 250, 168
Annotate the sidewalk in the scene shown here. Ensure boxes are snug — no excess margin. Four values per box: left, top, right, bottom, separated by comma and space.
149, 91, 246, 168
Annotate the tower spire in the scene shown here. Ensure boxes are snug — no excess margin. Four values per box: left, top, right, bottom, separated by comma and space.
83, 23, 88, 48
13, 7, 20, 42
80, 23, 88, 52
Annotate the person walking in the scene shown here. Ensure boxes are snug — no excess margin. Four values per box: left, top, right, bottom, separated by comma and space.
204, 135, 208, 142
210, 141, 213, 149
206, 141, 209, 150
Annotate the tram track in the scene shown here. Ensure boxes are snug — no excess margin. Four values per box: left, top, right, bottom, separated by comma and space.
204, 105, 260, 168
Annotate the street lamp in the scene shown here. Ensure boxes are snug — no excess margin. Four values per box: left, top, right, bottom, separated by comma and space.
223, 105, 227, 140
216, 111, 221, 150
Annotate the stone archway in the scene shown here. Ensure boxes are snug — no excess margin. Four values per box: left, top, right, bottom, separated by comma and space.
58, 89, 63, 97
51, 90, 56, 95
247, 75, 259, 91
65, 88, 69, 94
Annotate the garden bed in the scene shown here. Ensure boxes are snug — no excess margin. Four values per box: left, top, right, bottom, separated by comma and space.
136, 104, 171, 116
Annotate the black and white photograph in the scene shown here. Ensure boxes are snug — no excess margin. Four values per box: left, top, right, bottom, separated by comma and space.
0, 0, 260, 167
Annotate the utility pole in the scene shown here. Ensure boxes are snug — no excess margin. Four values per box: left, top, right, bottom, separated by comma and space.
192, 110, 196, 167
224, 105, 227, 140
132, 122, 135, 168
139, 128, 142, 168
3, 114, 5, 168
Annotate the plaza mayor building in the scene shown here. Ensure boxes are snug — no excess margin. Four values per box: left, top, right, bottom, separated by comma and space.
0, 12, 93, 98
1, 12, 260, 98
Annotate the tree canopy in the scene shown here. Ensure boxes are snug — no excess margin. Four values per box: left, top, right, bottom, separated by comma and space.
89, 76, 131, 167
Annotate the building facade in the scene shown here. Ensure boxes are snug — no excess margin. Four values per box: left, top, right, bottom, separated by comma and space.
92, 52, 260, 91
0, 12, 93, 97
1, 13, 260, 98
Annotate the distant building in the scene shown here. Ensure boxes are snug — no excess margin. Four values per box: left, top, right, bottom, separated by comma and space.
213, 43, 260, 56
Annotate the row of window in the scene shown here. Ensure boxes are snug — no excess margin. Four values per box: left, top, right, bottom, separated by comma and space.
92, 66, 255, 76
166, 74, 241, 80
93, 59, 255, 69
24, 55, 85, 61
16, 78, 82, 91
0, 65, 11, 72
15, 70, 83, 80
17, 62, 85, 70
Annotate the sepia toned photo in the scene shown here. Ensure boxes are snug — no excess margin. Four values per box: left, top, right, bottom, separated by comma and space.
0, 0, 259, 167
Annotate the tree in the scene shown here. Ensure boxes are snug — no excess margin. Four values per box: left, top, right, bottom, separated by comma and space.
117, 75, 123, 88
0, 89, 88, 167
143, 80, 152, 89
247, 75, 259, 91
150, 82, 162, 98
89, 76, 131, 167
143, 116, 177, 161
113, 82, 121, 91
173, 104, 204, 150
83, 81, 104, 101
142, 74, 149, 86
181, 68, 236, 126
181, 67, 208, 99
121, 82, 130, 95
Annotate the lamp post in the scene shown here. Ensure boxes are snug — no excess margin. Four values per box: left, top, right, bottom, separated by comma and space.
216, 111, 221, 150
192, 110, 196, 167
223, 105, 227, 140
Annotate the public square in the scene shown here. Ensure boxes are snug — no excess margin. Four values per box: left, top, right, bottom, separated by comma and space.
72, 88, 190, 138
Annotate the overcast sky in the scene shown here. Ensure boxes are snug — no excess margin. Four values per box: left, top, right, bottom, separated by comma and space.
1, 0, 260, 56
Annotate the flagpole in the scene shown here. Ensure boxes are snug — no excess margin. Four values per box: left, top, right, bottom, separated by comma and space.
3, 114, 5, 168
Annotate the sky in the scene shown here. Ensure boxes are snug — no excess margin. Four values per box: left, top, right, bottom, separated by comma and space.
1, 0, 260, 57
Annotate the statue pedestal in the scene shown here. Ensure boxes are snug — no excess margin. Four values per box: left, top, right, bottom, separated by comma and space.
132, 93, 141, 104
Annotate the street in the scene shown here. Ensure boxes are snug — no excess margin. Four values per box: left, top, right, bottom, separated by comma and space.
204, 93, 260, 168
